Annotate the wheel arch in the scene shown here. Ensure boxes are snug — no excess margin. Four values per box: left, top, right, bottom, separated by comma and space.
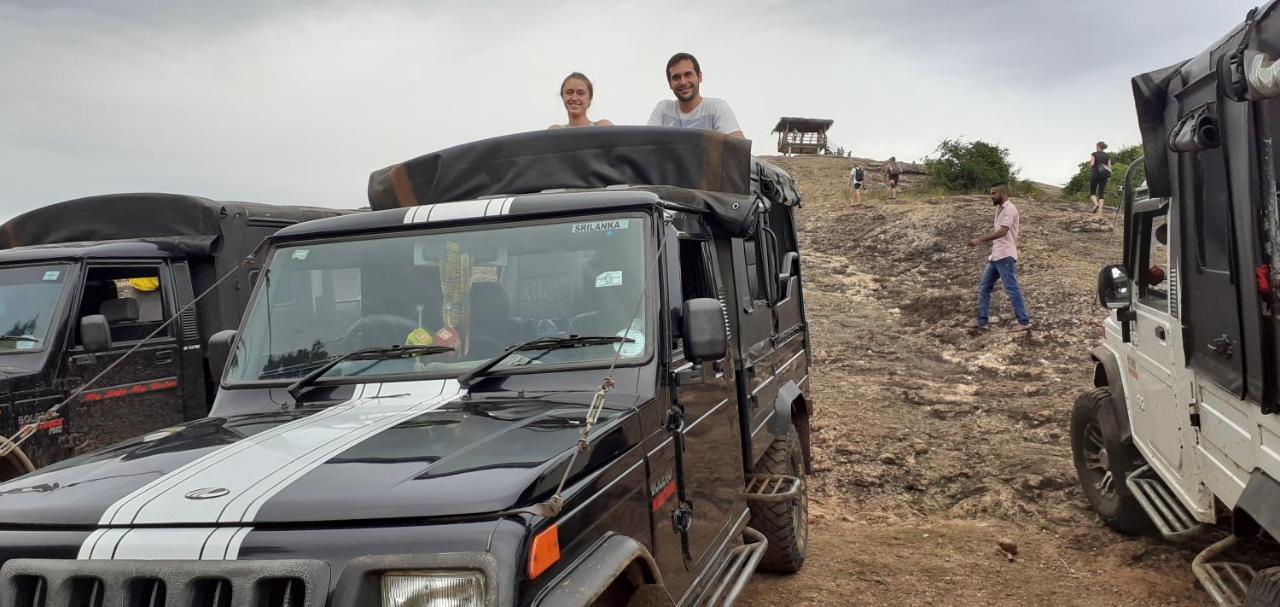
531, 533, 668, 607
1232, 469, 1280, 540
766, 380, 811, 473
1091, 345, 1134, 443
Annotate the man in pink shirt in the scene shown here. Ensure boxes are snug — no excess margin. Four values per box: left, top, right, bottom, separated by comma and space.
967, 183, 1031, 331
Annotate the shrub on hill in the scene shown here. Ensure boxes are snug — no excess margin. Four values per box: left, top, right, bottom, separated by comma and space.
924, 139, 1043, 197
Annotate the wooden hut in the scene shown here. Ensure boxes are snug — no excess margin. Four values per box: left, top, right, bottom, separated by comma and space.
773, 117, 835, 155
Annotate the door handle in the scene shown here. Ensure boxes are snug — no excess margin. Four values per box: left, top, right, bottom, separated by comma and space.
1209, 335, 1234, 357
1154, 326, 1166, 341
154, 350, 175, 364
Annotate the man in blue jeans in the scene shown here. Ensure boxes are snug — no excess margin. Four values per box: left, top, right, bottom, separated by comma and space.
968, 183, 1031, 332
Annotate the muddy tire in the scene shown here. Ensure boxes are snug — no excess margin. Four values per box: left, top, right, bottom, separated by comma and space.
1069, 388, 1149, 535
1246, 567, 1280, 607
749, 431, 808, 573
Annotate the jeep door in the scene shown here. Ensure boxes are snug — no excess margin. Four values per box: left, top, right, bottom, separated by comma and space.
1126, 203, 1196, 498
61, 263, 186, 456
655, 223, 745, 588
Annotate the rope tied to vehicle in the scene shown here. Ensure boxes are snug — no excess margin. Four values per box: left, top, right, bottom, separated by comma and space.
0, 253, 262, 459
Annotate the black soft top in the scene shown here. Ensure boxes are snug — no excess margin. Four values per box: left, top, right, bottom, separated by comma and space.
367, 127, 799, 237
0, 193, 344, 255
1131, 1, 1279, 197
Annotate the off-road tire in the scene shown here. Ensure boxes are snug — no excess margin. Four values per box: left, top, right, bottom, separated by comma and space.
749, 431, 808, 573
1246, 567, 1280, 607
1069, 387, 1150, 535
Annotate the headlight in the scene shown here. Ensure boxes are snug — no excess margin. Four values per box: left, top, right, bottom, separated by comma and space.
381, 571, 485, 607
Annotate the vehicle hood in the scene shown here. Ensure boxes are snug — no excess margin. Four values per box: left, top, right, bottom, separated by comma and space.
0, 379, 643, 527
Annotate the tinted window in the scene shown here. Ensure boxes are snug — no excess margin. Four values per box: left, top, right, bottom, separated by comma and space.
1194, 149, 1233, 272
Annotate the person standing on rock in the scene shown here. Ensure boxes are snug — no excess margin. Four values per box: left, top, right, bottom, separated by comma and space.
885, 157, 902, 199
850, 165, 864, 202
647, 52, 744, 138
1088, 141, 1112, 214
968, 183, 1032, 332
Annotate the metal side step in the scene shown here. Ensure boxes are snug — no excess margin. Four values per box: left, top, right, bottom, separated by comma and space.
1192, 535, 1257, 607
696, 527, 768, 607
740, 474, 802, 503
1124, 464, 1206, 540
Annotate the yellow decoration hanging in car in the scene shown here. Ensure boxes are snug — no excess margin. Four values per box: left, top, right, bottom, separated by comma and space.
129, 277, 160, 292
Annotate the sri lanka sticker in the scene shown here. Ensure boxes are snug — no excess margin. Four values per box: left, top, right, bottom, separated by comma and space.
595, 271, 622, 288
572, 219, 630, 234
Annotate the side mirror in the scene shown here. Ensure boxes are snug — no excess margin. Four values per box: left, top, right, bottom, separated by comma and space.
682, 298, 728, 363
79, 315, 112, 353
1097, 264, 1133, 309
207, 330, 237, 381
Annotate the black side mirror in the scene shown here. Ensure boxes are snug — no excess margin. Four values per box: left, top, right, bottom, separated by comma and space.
80, 315, 112, 353
207, 330, 237, 381
1098, 265, 1133, 309
682, 298, 727, 363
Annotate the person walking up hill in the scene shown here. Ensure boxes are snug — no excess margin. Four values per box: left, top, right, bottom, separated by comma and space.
1089, 141, 1112, 214
886, 157, 902, 199
850, 165, 864, 202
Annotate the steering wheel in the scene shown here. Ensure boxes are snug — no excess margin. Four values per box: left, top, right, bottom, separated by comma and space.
342, 314, 419, 352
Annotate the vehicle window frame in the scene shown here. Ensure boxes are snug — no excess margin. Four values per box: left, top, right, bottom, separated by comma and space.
70, 262, 175, 350
0, 261, 77, 356
221, 211, 659, 389
671, 234, 720, 358
1134, 208, 1172, 312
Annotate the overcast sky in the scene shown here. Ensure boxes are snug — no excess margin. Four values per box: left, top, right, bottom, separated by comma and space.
0, 0, 1261, 218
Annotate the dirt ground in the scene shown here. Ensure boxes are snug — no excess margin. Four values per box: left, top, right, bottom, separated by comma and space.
739, 156, 1213, 606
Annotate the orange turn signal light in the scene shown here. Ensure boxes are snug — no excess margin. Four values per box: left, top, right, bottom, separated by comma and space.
528, 524, 560, 580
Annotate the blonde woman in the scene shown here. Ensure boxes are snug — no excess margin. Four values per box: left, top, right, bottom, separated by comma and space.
549, 72, 613, 129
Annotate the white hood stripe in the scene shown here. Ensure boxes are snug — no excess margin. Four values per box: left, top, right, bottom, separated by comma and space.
81, 379, 461, 560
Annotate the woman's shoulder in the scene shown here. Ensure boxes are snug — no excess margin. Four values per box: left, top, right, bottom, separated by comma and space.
593, 119, 614, 127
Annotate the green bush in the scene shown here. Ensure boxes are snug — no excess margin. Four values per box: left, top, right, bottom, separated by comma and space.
1062, 144, 1142, 204
924, 139, 1015, 193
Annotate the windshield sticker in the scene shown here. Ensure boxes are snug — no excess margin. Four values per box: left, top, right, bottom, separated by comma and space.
42, 271, 61, 281
615, 319, 645, 357
595, 271, 622, 288
572, 219, 630, 235
15, 340, 34, 350
291, 249, 310, 261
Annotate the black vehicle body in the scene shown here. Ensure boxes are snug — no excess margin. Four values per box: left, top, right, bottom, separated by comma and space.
0, 194, 347, 478
0, 129, 812, 606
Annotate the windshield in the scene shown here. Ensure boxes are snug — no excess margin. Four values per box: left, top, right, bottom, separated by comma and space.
224, 214, 652, 384
0, 264, 71, 353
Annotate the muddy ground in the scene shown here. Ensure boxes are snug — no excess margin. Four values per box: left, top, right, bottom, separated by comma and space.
739, 156, 1214, 606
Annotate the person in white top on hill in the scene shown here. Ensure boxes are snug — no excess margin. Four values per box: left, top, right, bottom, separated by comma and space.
647, 52, 744, 138
850, 166, 865, 202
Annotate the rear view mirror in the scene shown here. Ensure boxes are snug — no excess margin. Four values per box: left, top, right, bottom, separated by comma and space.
777, 251, 800, 295
1098, 265, 1132, 309
207, 330, 237, 381
80, 315, 112, 353
682, 298, 727, 363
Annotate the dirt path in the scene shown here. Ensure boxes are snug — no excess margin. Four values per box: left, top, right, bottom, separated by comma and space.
739, 156, 1209, 606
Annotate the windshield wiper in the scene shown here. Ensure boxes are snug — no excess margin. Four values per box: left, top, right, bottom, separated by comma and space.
286, 344, 456, 400
457, 335, 632, 389
0, 335, 38, 343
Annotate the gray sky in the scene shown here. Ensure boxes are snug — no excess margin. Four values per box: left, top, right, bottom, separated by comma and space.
0, 0, 1260, 217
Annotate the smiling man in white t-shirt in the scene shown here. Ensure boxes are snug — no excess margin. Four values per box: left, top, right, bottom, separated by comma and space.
647, 52, 744, 138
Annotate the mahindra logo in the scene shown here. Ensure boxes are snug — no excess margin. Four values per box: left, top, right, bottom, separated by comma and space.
184, 487, 231, 500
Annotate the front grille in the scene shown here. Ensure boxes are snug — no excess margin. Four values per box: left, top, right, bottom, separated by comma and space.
1, 560, 328, 607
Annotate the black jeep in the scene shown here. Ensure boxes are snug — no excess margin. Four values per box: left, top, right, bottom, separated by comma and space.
0, 128, 813, 606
